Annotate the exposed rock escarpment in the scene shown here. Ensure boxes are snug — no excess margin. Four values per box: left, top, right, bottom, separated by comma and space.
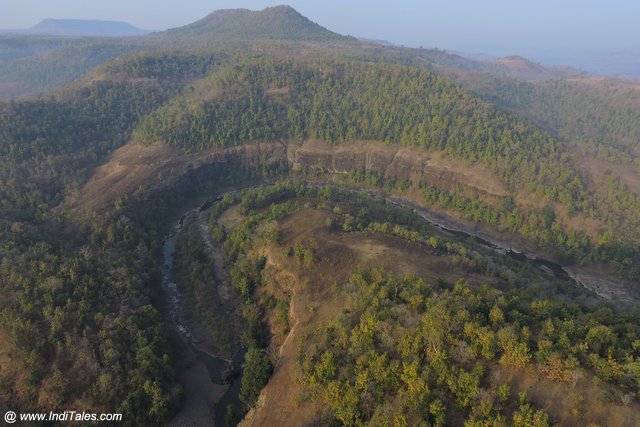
291, 140, 509, 205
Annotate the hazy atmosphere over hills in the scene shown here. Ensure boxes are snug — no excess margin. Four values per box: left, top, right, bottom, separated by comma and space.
0, 3, 639, 427
0, 19, 151, 37
3, 0, 640, 77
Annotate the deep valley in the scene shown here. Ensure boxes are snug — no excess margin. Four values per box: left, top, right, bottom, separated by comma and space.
0, 4, 639, 426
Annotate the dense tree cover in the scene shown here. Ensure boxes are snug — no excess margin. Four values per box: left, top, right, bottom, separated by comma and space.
2, 27, 638, 272
0, 48, 231, 219
135, 57, 640, 275
452, 71, 640, 251
347, 164, 638, 283
0, 131, 281, 424
446, 72, 640, 273
218, 214, 274, 410
0, 41, 142, 98
210, 179, 635, 288
135, 58, 583, 207
208, 182, 640, 425
0, 78, 178, 232
210, 184, 337, 410
297, 270, 640, 425
0, 54, 243, 423
239, 347, 273, 408
99, 51, 226, 83
459, 74, 640, 158
1, 208, 182, 423
0, 17, 638, 424
12, 45, 630, 282
0, 82, 170, 161
335, 167, 638, 280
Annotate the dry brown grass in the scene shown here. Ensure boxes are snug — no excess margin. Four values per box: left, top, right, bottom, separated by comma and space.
494, 366, 640, 427
218, 205, 246, 230
240, 208, 486, 426
72, 141, 286, 212
581, 154, 640, 196
237, 207, 640, 426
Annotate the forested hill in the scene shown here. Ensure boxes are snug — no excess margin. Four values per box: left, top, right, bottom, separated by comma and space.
0, 6, 639, 426
453, 72, 640, 158
133, 58, 572, 197
0, 5, 355, 100
130, 55, 640, 280
154, 5, 353, 42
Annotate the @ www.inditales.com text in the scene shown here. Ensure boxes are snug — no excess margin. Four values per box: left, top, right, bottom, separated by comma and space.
4, 410, 123, 423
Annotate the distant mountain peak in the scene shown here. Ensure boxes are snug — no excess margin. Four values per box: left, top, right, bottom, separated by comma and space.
0, 18, 151, 37
157, 5, 353, 42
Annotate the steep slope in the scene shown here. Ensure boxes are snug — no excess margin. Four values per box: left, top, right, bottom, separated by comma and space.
206, 185, 640, 426
444, 69, 640, 158
0, 7, 639, 426
446, 69, 640, 231
132, 56, 640, 279
0, 5, 357, 100
133, 57, 579, 210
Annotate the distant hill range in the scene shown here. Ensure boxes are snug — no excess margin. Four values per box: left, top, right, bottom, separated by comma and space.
486, 55, 580, 81
564, 52, 640, 83
0, 4, 631, 101
0, 19, 151, 37
155, 5, 353, 41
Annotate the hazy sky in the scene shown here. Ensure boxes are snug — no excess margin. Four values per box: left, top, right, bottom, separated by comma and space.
3, 0, 639, 60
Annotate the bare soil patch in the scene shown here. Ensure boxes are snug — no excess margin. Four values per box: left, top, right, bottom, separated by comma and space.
218, 205, 246, 230
240, 208, 484, 426
73, 141, 286, 212
581, 154, 640, 196
240, 207, 639, 426
494, 366, 640, 427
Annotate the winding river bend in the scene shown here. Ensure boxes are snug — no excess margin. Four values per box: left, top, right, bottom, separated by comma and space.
161, 197, 245, 427
384, 195, 574, 279
382, 193, 636, 303
160, 183, 632, 424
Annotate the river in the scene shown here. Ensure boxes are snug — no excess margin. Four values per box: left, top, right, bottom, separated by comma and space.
160, 183, 631, 424
161, 197, 245, 427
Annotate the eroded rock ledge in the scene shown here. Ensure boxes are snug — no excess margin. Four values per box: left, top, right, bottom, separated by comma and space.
291, 140, 509, 205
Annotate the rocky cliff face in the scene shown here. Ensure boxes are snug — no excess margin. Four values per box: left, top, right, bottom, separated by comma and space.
291, 140, 509, 205
76, 141, 288, 211
77, 138, 508, 212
